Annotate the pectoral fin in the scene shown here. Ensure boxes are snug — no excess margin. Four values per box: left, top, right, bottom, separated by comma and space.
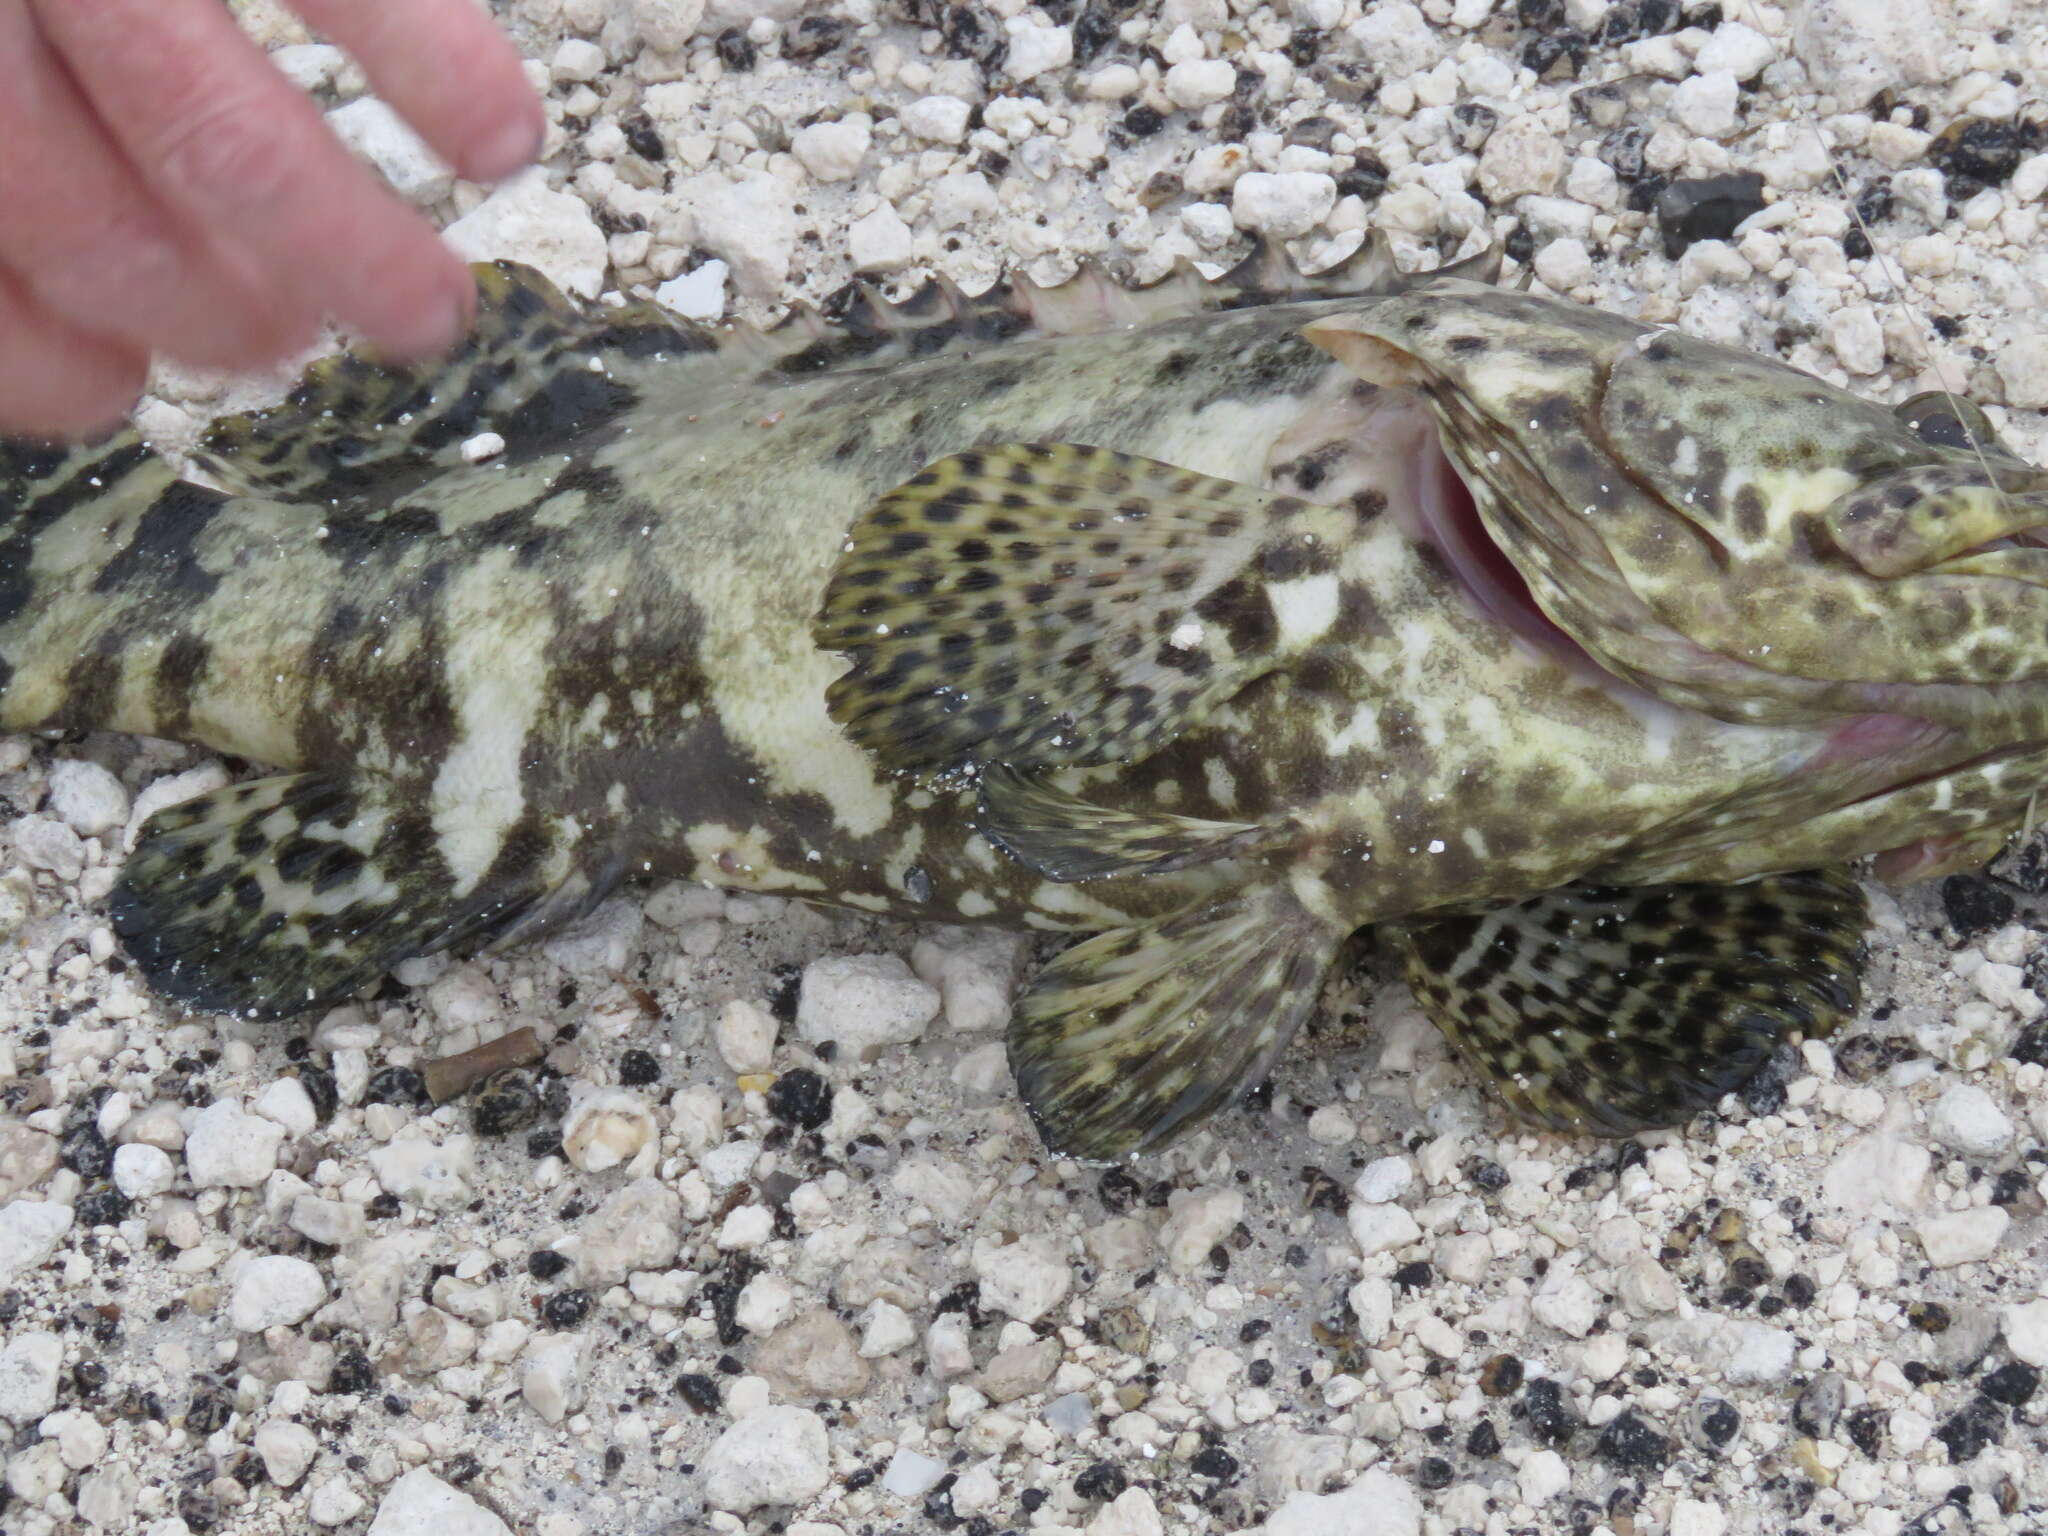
976, 763, 1286, 882
814, 442, 1361, 774
111, 772, 616, 1019
1007, 888, 1343, 1160
1390, 869, 1866, 1137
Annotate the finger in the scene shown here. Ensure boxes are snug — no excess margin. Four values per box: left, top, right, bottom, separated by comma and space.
287, 0, 542, 181
35, 0, 476, 361
0, 269, 148, 440
0, 1, 309, 372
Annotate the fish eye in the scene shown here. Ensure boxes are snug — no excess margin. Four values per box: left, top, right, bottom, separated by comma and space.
1893, 390, 1997, 453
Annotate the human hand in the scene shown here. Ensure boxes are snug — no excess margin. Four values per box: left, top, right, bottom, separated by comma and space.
0, 0, 543, 438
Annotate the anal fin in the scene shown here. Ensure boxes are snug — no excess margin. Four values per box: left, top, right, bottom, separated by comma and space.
1390, 869, 1867, 1137
111, 771, 614, 1019
1008, 888, 1343, 1160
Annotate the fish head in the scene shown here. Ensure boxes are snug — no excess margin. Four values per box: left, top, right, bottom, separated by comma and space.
1305, 280, 2048, 753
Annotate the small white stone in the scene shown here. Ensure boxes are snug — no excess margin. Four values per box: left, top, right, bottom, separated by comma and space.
859, 1299, 917, 1357
656, 260, 729, 321
232, 1254, 326, 1331
1928, 1082, 2014, 1155
256, 1419, 319, 1487
1534, 237, 1594, 290
366, 1468, 514, 1536
13, 816, 84, 881
561, 1088, 657, 1173
796, 953, 940, 1059
928, 171, 997, 229
327, 98, 455, 204
712, 998, 778, 1074
1476, 115, 1567, 201
1089, 1486, 1165, 1536
1164, 58, 1236, 109
309, 1476, 368, 1527
1517, 1448, 1570, 1504
112, 1142, 176, 1199
902, 95, 972, 145
1917, 1206, 2010, 1267
574, 1177, 682, 1286
185, 1100, 285, 1188
1826, 304, 1886, 374
718, 1203, 774, 1248
1348, 1202, 1421, 1258
973, 1235, 1070, 1323
1671, 71, 1741, 136
1532, 1271, 1600, 1339
618, 0, 706, 53
0, 1331, 62, 1421
45, 761, 127, 839
40, 1408, 106, 1470
254, 1077, 318, 1138
1159, 1188, 1244, 1273
1086, 63, 1142, 99
1721, 1322, 1797, 1384
2001, 1297, 2048, 1365
1005, 18, 1072, 80
736, 1272, 797, 1336
443, 170, 609, 299
522, 1337, 585, 1425
881, 1447, 947, 1497
368, 1130, 477, 1208
1670, 1499, 1727, 1536
1231, 171, 1337, 237
460, 432, 506, 464
926, 1312, 974, 1378
1695, 21, 1773, 78
793, 118, 872, 182
551, 38, 606, 82
0, 1200, 73, 1286
1306, 1104, 1355, 1145
1998, 334, 2048, 410
848, 203, 915, 272
1352, 1156, 1413, 1203
702, 1406, 831, 1513
1262, 1468, 1422, 1536
1181, 201, 1236, 250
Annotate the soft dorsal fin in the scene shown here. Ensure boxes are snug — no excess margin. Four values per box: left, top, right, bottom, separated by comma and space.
194, 261, 713, 506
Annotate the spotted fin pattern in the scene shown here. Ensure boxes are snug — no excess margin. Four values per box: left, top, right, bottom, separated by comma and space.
111, 773, 610, 1019
1390, 869, 1867, 1137
193, 261, 709, 506
1007, 887, 1343, 1161
976, 762, 1283, 882
815, 442, 1361, 774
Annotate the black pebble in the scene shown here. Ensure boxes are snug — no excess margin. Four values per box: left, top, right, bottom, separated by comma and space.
1934, 1395, 2006, 1462
1522, 1377, 1577, 1444
1190, 1446, 1238, 1481
1247, 1358, 1274, 1387
767, 1067, 833, 1130
676, 1373, 721, 1413
1416, 1455, 1454, 1490
1596, 1409, 1672, 1472
714, 27, 756, 70
186, 1383, 235, 1434
297, 1066, 339, 1123
1655, 173, 1767, 258
1480, 1353, 1525, 1397
1467, 1419, 1501, 1457
542, 1289, 593, 1329
1981, 1361, 2040, 1406
1940, 874, 2016, 935
365, 1066, 429, 1106
528, 1249, 570, 1281
1393, 1260, 1434, 1291
1928, 117, 2039, 188
74, 1188, 130, 1227
2008, 1021, 2048, 1067
618, 1049, 661, 1087
1121, 104, 1165, 137
59, 1123, 113, 1180
328, 1349, 376, 1396
1074, 1461, 1128, 1501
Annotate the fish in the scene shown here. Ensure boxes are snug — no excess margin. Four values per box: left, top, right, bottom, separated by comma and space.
4, 240, 2043, 1161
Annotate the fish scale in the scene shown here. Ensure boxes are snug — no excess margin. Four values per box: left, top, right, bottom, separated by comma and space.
3, 238, 2044, 1159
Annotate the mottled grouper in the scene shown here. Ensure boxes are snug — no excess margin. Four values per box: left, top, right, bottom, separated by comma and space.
5, 241, 2046, 1159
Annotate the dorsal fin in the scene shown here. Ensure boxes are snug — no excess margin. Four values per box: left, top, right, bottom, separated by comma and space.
193, 235, 1502, 508
193, 261, 715, 506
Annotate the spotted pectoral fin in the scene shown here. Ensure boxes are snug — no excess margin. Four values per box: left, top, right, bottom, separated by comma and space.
976, 763, 1289, 882
814, 442, 1362, 775
1007, 888, 1343, 1160
192, 261, 711, 506
110, 772, 613, 1020
1390, 869, 1867, 1138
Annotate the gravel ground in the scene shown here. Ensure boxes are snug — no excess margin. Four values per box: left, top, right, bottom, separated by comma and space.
4, 0, 2048, 1533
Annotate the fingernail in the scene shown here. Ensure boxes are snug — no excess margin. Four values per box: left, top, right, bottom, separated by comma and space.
375, 281, 472, 363
469, 113, 544, 182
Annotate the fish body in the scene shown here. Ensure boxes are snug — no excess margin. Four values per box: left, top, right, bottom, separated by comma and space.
4, 244, 2042, 1157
